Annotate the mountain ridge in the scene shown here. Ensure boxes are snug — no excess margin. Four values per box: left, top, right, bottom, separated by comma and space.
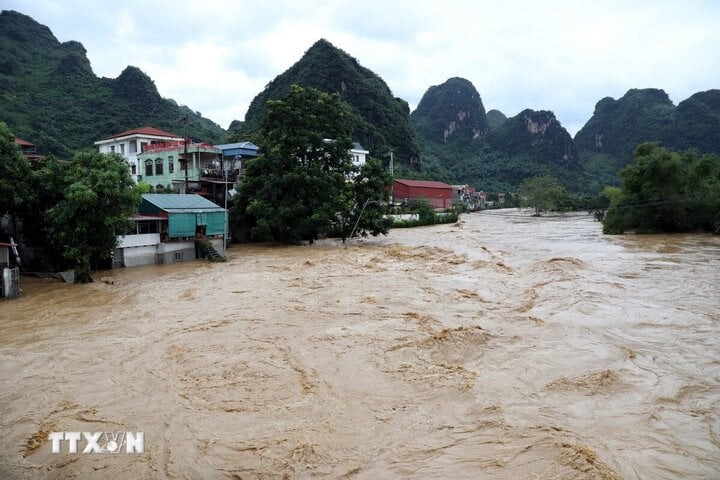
240, 38, 421, 166
0, 10, 225, 157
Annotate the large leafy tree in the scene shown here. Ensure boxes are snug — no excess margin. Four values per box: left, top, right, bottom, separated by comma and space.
0, 122, 33, 220
42, 151, 139, 282
234, 85, 389, 244
335, 157, 393, 240
1, 129, 139, 282
518, 175, 568, 216
603, 143, 720, 234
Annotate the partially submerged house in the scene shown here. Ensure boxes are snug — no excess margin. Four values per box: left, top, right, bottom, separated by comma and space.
115, 194, 227, 267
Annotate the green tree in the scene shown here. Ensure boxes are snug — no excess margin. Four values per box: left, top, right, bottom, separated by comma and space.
602, 143, 720, 234
518, 175, 567, 216
234, 85, 360, 243
43, 151, 139, 282
336, 157, 393, 240
0, 122, 33, 219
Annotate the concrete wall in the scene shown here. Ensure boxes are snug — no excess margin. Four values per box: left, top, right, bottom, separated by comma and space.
122, 245, 159, 267
156, 241, 196, 265
115, 236, 198, 267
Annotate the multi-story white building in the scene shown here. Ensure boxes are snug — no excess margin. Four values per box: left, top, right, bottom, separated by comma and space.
94, 127, 184, 182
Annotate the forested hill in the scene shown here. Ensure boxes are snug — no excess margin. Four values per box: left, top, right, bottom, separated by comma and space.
575, 88, 720, 164
240, 39, 421, 166
409, 77, 488, 144
411, 77, 585, 192
0, 10, 225, 158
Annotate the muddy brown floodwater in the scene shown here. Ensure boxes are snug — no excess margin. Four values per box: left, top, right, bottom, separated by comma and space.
1, 210, 719, 479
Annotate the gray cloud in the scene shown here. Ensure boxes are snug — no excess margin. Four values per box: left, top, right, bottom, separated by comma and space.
3, 0, 719, 133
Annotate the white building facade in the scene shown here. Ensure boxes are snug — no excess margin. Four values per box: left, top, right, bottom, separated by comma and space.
350, 142, 369, 169
94, 127, 184, 183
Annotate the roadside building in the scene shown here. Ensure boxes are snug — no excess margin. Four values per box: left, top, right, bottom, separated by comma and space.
216, 141, 260, 179
392, 179, 454, 210
115, 194, 227, 268
213, 141, 260, 203
452, 184, 480, 210
94, 126, 184, 182
136, 141, 222, 195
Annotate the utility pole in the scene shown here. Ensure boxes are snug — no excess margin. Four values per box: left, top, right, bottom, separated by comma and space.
179, 114, 189, 193
388, 148, 394, 176
223, 164, 228, 251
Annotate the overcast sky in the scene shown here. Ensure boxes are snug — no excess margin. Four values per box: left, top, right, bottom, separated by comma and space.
4, 0, 719, 135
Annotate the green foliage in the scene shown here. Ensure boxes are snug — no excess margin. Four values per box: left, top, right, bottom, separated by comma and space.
0, 121, 33, 216
602, 143, 720, 234
389, 198, 459, 228
233, 85, 388, 244
241, 39, 420, 166
518, 175, 568, 216
337, 157, 393, 240
134, 181, 152, 195
0, 11, 225, 158
1, 137, 139, 280
42, 151, 139, 281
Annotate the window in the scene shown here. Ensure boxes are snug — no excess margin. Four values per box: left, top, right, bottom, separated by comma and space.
173, 251, 183, 262
129, 141, 137, 154
130, 164, 137, 175
140, 142, 148, 153
110, 145, 115, 153
155, 158, 163, 175
168, 155, 174, 173
120, 143, 125, 155
145, 159, 153, 177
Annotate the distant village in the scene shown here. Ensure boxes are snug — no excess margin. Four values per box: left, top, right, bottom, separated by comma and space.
2, 126, 504, 298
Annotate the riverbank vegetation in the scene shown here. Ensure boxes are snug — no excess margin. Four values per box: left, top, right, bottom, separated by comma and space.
602, 143, 720, 234
231, 85, 392, 244
1, 122, 139, 282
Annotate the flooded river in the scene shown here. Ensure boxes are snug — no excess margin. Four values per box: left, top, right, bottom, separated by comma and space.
1, 210, 719, 479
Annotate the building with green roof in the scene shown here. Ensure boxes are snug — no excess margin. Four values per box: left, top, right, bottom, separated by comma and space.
115, 194, 227, 267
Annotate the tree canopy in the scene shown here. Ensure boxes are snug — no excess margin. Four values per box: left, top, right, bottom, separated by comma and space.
602, 143, 720, 234
43, 150, 140, 281
518, 175, 568, 216
0, 122, 33, 218
1, 121, 140, 282
232, 85, 391, 244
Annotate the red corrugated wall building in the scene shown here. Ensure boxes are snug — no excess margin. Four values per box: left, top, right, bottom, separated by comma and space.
392, 179, 454, 210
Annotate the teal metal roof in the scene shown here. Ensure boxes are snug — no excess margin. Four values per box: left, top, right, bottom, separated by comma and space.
141, 194, 226, 212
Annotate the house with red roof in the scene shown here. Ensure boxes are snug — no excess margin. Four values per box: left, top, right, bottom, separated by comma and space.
392, 179, 454, 210
94, 126, 184, 182
14, 137, 43, 161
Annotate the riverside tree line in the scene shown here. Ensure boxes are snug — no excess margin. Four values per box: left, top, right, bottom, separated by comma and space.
2, 86, 719, 282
